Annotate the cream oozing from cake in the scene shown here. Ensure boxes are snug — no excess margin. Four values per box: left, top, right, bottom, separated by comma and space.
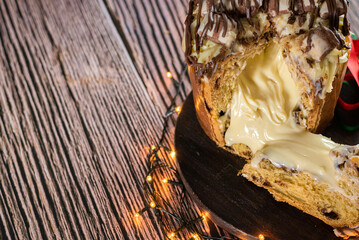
225, 42, 340, 187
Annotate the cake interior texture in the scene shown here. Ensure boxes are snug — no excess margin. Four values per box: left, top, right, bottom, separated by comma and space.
218, 40, 359, 228
207, 39, 359, 228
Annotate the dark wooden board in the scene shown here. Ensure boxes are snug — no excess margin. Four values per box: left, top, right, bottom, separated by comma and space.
175, 93, 359, 240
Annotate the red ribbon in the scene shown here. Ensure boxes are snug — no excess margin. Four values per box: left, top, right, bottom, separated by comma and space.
348, 36, 359, 86
335, 36, 359, 130
337, 75, 359, 111
337, 97, 359, 111
337, 36, 359, 111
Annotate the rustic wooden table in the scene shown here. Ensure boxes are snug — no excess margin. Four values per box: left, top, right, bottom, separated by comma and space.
0, 1, 358, 239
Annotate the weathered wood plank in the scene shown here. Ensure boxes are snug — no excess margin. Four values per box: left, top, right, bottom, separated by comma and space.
348, 1, 359, 35
104, 0, 191, 114
0, 0, 182, 239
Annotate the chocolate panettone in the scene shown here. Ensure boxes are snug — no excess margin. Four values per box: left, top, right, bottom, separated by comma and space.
183, 0, 359, 236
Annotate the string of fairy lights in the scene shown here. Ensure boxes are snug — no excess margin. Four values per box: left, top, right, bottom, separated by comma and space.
134, 68, 265, 240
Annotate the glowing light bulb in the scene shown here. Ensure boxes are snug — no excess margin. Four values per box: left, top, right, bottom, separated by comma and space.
167, 72, 173, 78
191, 233, 200, 239
168, 232, 175, 238
258, 234, 265, 240
175, 106, 182, 113
146, 175, 152, 182
150, 201, 156, 208
170, 151, 176, 159
201, 212, 208, 220
162, 179, 168, 183
151, 145, 156, 151
134, 213, 140, 218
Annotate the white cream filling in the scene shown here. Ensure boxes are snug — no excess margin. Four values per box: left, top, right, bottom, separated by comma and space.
225, 42, 340, 187
314, 49, 340, 96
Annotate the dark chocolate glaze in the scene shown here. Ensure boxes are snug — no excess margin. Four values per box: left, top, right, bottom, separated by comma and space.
184, 0, 350, 80
309, 0, 316, 28
321, 0, 349, 34
185, 0, 195, 65
305, 23, 345, 61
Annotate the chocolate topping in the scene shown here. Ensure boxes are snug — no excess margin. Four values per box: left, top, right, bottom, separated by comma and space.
185, 0, 195, 65
184, 0, 349, 79
302, 0, 314, 12
269, 0, 291, 15
320, 0, 349, 34
302, 24, 344, 62
197, 13, 238, 47
320, 0, 347, 19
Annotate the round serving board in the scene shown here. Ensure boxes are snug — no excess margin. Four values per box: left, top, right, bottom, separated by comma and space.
174, 92, 359, 240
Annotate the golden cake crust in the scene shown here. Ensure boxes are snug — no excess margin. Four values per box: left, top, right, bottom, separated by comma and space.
190, 65, 223, 145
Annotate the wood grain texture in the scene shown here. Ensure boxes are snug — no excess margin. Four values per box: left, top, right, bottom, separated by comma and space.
348, 1, 359, 35
104, 0, 192, 114
0, 0, 195, 239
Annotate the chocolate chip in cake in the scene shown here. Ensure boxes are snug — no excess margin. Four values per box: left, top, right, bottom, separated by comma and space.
321, 208, 339, 220
214, 77, 220, 89
306, 58, 314, 68
263, 180, 272, 187
204, 100, 212, 112
274, 180, 287, 187
337, 162, 345, 170
314, 78, 323, 96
